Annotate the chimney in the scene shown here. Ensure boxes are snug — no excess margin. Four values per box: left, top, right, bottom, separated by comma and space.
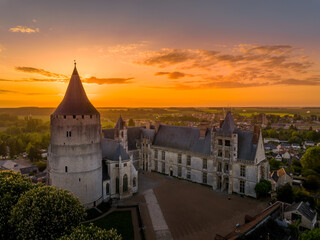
219, 120, 224, 128
253, 125, 260, 144
199, 121, 208, 138
155, 121, 161, 133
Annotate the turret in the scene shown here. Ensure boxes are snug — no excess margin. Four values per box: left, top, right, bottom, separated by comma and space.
47, 63, 103, 208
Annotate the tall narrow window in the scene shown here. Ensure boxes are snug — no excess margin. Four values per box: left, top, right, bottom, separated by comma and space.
69, 131, 71, 137
178, 153, 182, 164
203, 172, 207, 184
73, 115, 76, 119
116, 177, 119, 194
106, 183, 110, 194
203, 158, 207, 169
187, 168, 191, 179
154, 161, 158, 171
240, 180, 245, 193
162, 162, 165, 173
66, 131, 68, 137
154, 149, 158, 159
65, 166, 68, 173
123, 174, 128, 193
187, 155, 191, 166
133, 177, 136, 187
178, 166, 182, 177
240, 165, 246, 177
225, 140, 231, 146
162, 151, 165, 160
218, 150, 223, 157
218, 162, 222, 172
224, 163, 229, 173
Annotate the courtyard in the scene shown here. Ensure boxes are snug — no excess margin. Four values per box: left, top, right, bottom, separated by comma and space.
123, 171, 268, 240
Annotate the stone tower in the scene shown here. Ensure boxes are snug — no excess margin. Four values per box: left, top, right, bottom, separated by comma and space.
47, 63, 102, 207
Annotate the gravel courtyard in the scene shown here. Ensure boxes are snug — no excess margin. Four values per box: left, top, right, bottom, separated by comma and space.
124, 172, 268, 240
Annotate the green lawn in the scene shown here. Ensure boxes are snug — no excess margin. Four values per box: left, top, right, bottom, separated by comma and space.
87, 210, 134, 240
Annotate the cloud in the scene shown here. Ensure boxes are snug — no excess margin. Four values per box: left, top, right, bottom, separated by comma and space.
83, 77, 134, 85
15, 66, 67, 78
0, 88, 41, 95
139, 44, 318, 89
9, 25, 39, 33
155, 71, 190, 79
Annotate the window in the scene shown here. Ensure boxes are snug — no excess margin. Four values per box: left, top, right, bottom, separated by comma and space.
154, 161, 158, 171
82, 115, 84, 119
218, 139, 223, 145
203, 158, 207, 169
240, 180, 245, 194
64, 115, 66, 119
218, 150, 222, 157
224, 163, 229, 173
225, 150, 230, 158
162, 162, 165, 173
73, 115, 76, 119
133, 177, 136, 187
65, 166, 68, 173
106, 183, 110, 194
115, 164, 119, 167
123, 174, 128, 192
121, 131, 124, 138
225, 140, 230, 146
217, 162, 222, 172
116, 177, 119, 194
187, 168, 191, 179
90, 115, 92, 118
162, 151, 165, 160
178, 166, 182, 177
187, 155, 191, 166
66, 131, 71, 137
178, 153, 182, 164
203, 172, 207, 184
79, 178, 81, 182
124, 163, 127, 167
154, 149, 158, 159
240, 165, 246, 177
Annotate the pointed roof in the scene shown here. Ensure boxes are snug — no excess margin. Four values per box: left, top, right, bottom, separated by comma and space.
52, 64, 99, 115
220, 111, 236, 134
115, 115, 125, 129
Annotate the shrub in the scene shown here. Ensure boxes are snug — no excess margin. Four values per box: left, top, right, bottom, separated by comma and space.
59, 223, 122, 240
9, 186, 86, 240
255, 179, 272, 198
276, 183, 294, 203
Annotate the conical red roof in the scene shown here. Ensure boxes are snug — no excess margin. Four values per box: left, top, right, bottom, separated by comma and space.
52, 65, 99, 115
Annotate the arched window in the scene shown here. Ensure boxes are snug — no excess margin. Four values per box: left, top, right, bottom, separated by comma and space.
106, 183, 110, 195
133, 177, 136, 187
116, 177, 119, 194
123, 174, 128, 192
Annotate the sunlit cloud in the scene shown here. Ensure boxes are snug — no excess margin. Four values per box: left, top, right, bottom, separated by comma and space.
0, 88, 41, 95
83, 77, 134, 85
9, 25, 39, 33
140, 44, 318, 89
15, 66, 67, 78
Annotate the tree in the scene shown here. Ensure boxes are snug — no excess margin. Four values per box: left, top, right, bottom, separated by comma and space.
33, 161, 47, 172
0, 171, 33, 239
301, 146, 320, 174
269, 158, 281, 171
303, 175, 320, 191
276, 183, 294, 203
59, 224, 122, 240
128, 119, 135, 127
0, 141, 6, 157
300, 228, 320, 240
26, 143, 41, 161
9, 186, 86, 240
255, 179, 272, 198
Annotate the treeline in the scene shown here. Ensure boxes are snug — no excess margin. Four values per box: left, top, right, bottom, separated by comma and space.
0, 115, 50, 160
262, 126, 320, 144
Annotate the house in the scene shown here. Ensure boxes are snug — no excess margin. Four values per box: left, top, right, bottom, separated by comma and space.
275, 153, 282, 161
264, 138, 280, 144
264, 143, 277, 152
291, 143, 301, 150
281, 151, 291, 160
304, 141, 315, 149
270, 168, 292, 190
0, 160, 38, 175
279, 142, 291, 149
284, 201, 318, 231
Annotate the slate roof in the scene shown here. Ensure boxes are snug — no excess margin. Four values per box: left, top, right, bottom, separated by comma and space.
270, 168, 291, 182
237, 130, 257, 161
218, 111, 236, 135
141, 128, 156, 141
101, 138, 130, 161
52, 65, 99, 115
115, 116, 125, 129
285, 201, 317, 221
152, 125, 211, 155
127, 127, 144, 150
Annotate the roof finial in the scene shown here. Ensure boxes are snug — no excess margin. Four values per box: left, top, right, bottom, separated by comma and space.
74, 60, 76, 67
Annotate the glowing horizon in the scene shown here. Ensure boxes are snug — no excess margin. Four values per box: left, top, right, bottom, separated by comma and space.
0, 1, 320, 108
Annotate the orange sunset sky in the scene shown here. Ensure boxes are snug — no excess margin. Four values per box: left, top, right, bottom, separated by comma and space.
0, 0, 320, 107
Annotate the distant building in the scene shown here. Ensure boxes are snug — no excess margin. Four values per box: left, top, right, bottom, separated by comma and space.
0, 160, 38, 175
270, 168, 292, 190
304, 141, 315, 149
284, 201, 318, 231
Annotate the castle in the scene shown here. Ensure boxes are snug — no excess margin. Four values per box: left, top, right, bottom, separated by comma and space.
48, 64, 269, 207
